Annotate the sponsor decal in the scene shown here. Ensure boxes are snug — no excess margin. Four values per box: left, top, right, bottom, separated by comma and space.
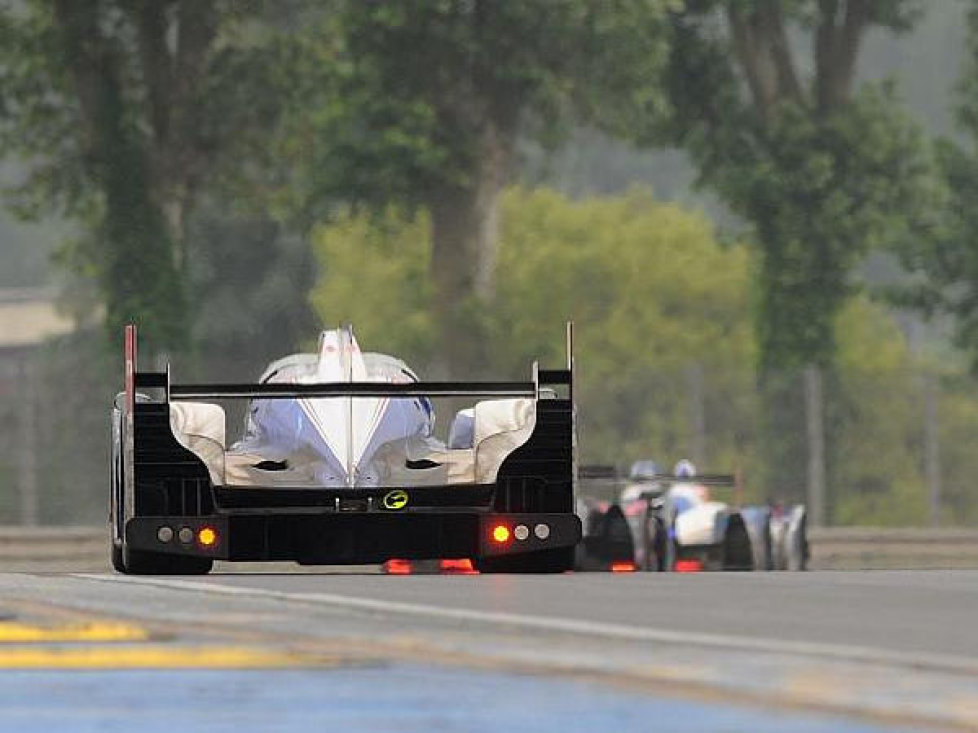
382, 489, 409, 510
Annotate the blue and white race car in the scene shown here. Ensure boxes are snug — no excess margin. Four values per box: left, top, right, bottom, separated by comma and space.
577, 460, 808, 572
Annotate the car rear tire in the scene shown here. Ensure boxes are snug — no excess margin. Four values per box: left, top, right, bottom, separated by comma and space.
475, 547, 575, 574
110, 542, 126, 573
788, 515, 809, 571
721, 515, 754, 571
643, 514, 668, 572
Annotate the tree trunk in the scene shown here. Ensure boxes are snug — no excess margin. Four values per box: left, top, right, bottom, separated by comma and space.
754, 228, 843, 508
804, 364, 827, 527
427, 123, 509, 377
53, 0, 189, 355
923, 371, 941, 527
755, 227, 847, 375
17, 354, 39, 526
815, 0, 869, 114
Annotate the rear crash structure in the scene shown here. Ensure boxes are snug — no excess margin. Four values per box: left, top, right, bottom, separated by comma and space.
110, 324, 581, 574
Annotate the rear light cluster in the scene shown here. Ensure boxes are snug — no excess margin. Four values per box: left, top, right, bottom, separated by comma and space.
382, 558, 477, 575
439, 558, 476, 575
490, 522, 551, 544
157, 524, 219, 550
384, 558, 412, 575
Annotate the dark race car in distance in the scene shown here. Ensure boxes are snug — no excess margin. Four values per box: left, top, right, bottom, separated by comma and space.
577, 460, 808, 572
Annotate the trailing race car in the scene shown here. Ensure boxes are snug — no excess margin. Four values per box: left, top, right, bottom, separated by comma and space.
576, 460, 808, 572
110, 323, 581, 574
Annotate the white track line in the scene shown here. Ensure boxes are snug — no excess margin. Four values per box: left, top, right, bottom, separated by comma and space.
75, 573, 978, 675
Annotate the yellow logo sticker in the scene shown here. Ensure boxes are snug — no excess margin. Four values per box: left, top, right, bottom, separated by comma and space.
382, 489, 409, 510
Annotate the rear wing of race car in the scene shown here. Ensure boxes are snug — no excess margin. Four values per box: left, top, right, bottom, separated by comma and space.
577, 464, 744, 503
640, 473, 737, 486
578, 465, 736, 485
126, 325, 573, 403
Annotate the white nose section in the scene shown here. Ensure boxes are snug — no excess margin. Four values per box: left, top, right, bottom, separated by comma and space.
300, 329, 368, 485
246, 327, 431, 487
299, 328, 428, 486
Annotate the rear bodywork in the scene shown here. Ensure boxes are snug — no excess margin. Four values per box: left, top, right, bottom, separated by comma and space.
576, 466, 808, 572
110, 324, 581, 573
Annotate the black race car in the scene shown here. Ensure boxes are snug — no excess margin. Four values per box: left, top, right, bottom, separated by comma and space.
110, 323, 581, 574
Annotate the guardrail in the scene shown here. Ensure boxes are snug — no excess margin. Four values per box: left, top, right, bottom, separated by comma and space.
0, 526, 105, 571
1, 526, 976, 571
808, 527, 978, 570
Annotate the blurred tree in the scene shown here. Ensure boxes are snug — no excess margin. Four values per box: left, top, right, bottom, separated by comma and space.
490, 187, 755, 466
936, 371, 978, 525
298, 0, 671, 375
185, 202, 319, 381
312, 186, 756, 465
653, 0, 935, 374
894, 1, 978, 370
311, 185, 978, 525
0, 0, 301, 354
311, 204, 436, 368
830, 297, 925, 525
647, 1, 939, 511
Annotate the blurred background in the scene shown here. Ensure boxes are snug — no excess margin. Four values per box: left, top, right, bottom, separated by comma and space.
2, 0, 977, 530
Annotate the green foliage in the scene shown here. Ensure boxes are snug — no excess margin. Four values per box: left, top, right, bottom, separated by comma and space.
1, 1, 178, 350
297, 0, 671, 206
489, 187, 754, 466
655, 1, 935, 373
745, 89, 935, 373
0, 2, 85, 219
184, 204, 318, 382
0, 0, 299, 355
937, 374, 978, 525
310, 206, 436, 367
308, 185, 978, 525
652, 2, 940, 503
290, 1, 673, 375
311, 185, 752, 460
830, 299, 927, 525
893, 2, 978, 370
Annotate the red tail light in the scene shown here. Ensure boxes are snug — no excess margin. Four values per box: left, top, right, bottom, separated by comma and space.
675, 559, 704, 573
384, 559, 413, 575
610, 562, 637, 573
439, 558, 477, 575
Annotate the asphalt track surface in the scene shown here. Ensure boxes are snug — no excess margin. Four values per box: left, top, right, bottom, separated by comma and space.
198, 569, 978, 660
1, 569, 976, 731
